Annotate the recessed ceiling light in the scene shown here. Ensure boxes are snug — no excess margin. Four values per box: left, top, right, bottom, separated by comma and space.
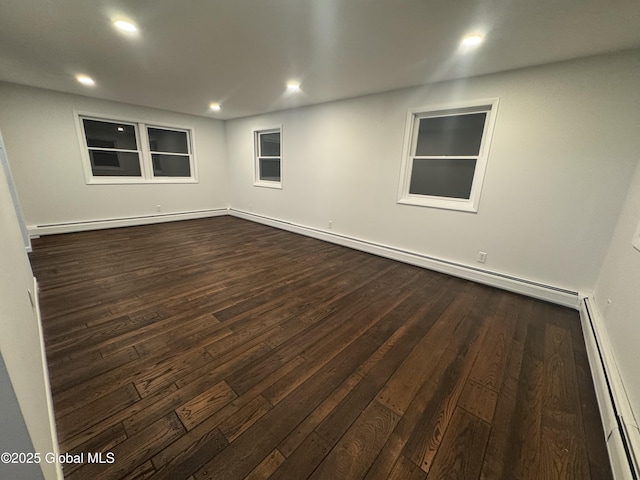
286, 81, 301, 92
209, 103, 221, 111
461, 34, 484, 47
76, 75, 95, 86
113, 20, 138, 33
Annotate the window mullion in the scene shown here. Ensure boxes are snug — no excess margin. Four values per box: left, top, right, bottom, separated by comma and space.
87, 147, 140, 154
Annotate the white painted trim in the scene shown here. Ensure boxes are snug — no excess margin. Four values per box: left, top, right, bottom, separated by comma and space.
28, 208, 228, 236
0, 129, 31, 252
579, 295, 640, 480
396, 98, 500, 213
229, 208, 579, 308
609, 429, 639, 480
253, 125, 283, 189
579, 296, 617, 436
74, 111, 198, 184
33, 278, 64, 480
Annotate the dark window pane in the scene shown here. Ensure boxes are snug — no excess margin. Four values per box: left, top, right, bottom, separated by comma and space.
148, 128, 189, 154
260, 132, 280, 156
83, 119, 138, 150
91, 151, 120, 168
415, 113, 486, 156
89, 151, 141, 176
409, 158, 476, 199
259, 158, 281, 182
152, 154, 191, 177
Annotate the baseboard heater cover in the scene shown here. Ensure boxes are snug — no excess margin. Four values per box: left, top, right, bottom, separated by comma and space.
228, 209, 579, 308
581, 296, 639, 480
29, 208, 228, 236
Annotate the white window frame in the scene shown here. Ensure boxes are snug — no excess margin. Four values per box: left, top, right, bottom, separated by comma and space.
397, 98, 499, 213
75, 111, 198, 184
253, 126, 282, 189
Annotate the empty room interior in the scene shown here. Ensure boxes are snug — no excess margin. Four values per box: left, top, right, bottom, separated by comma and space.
1, 1, 640, 479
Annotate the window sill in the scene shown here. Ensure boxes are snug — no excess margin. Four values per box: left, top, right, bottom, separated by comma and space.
86, 178, 199, 185
253, 181, 282, 189
397, 196, 478, 213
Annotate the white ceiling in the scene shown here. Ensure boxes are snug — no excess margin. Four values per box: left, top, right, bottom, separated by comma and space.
1, 0, 640, 120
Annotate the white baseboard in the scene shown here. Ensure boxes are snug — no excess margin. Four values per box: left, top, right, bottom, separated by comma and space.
228, 209, 580, 308
32, 278, 64, 480
28, 208, 228, 236
579, 295, 640, 480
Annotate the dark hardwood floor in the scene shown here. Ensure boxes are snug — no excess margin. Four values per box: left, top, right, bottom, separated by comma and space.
29, 216, 612, 480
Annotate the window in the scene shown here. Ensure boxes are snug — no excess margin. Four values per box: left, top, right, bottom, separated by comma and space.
82, 119, 142, 177
254, 127, 282, 188
397, 99, 499, 212
148, 127, 192, 178
76, 114, 196, 183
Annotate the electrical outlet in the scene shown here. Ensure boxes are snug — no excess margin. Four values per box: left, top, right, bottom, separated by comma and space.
328, 221, 333, 230
477, 251, 487, 264
156, 205, 162, 212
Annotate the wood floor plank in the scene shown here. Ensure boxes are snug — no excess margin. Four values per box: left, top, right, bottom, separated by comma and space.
426, 407, 491, 480
458, 380, 499, 424
243, 449, 286, 480
60, 383, 180, 453
27, 217, 612, 480
176, 381, 238, 431
468, 293, 519, 392
269, 432, 331, 480
479, 298, 533, 480
56, 383, 140, 443
66, 413, 185, 480
122, 461, 156, 479
376, 282, 477, 416
151, 428, 228, 480
313, 287, 450, 447
401, 288, 499, 473
539, 321, 591, 480
501, 302, 547, 480
133, 349, 214, 398
123, 343, 270, 436
218, 394, 272, 442
387, 455, 427, 480
308, 401, 400, 480
50, 346, 140, 393
150, 354, 306, 471
63, 423, 129, 477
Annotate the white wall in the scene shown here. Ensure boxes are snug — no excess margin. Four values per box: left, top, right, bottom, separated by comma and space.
226, 50, 640, 293
0, 153, 59, 479
0, 82, 228, 228
594, 157, 640, 427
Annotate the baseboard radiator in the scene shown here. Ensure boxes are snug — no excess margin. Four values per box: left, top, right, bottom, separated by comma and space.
580, 297, 639, 480
28, 208, 228, 236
